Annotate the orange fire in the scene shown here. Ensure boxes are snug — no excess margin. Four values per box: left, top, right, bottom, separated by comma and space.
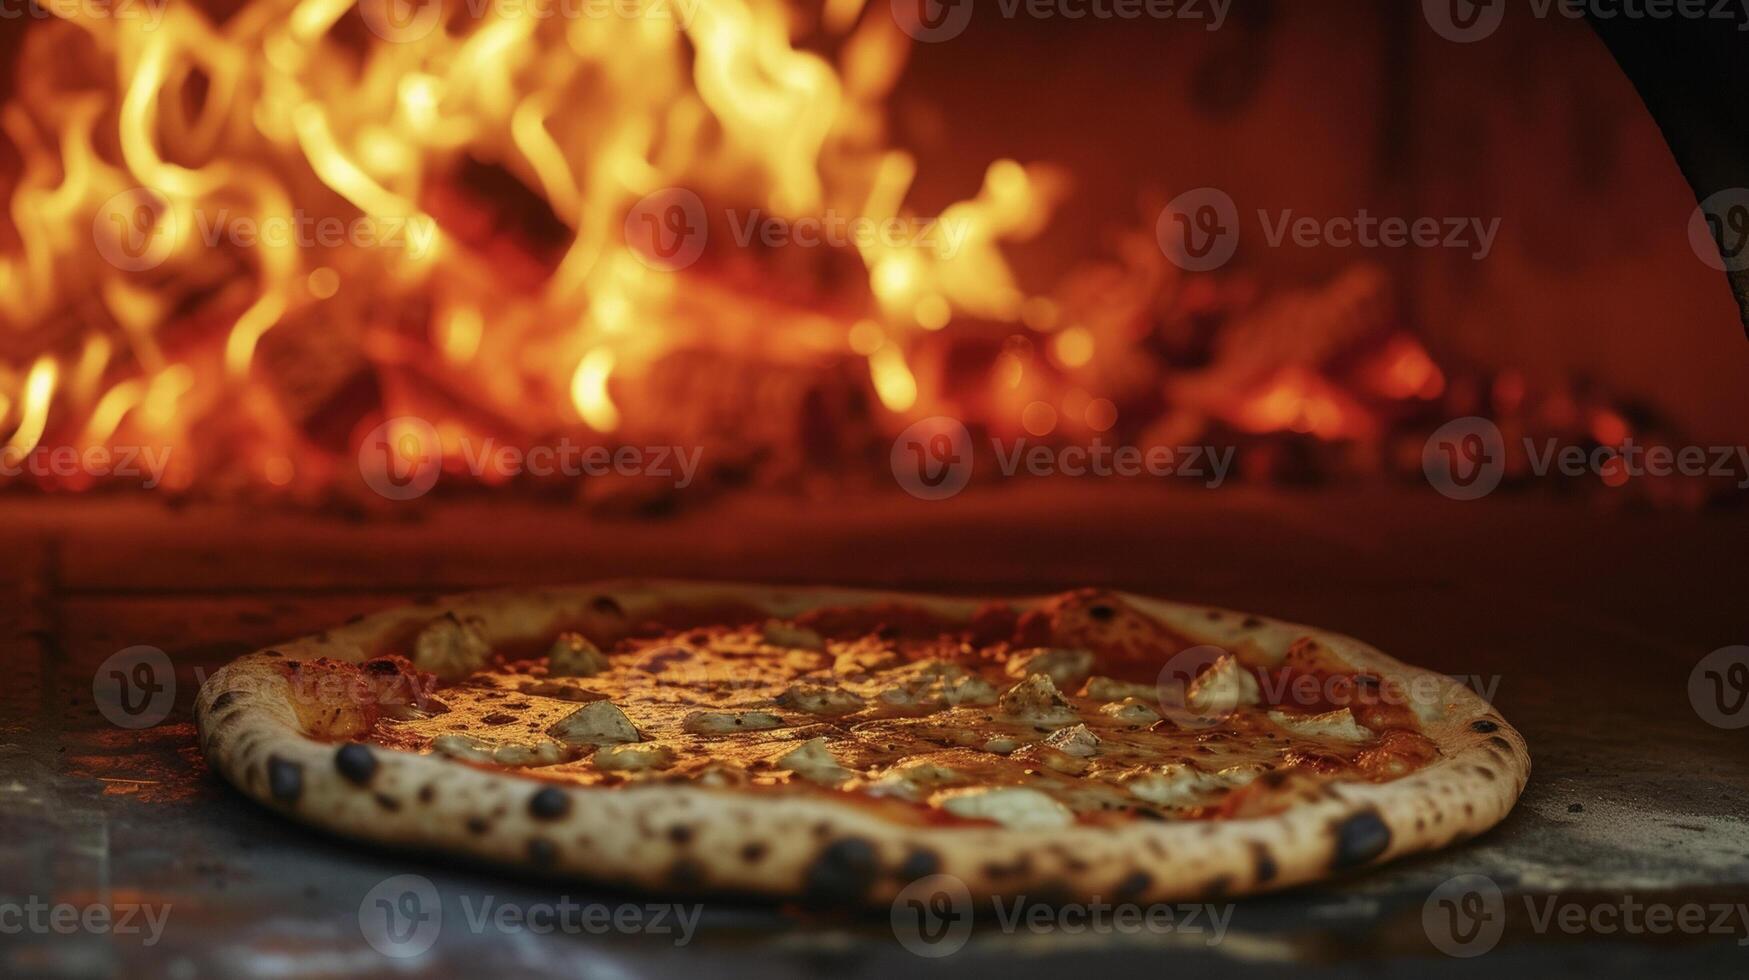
0, 0, 1061, 492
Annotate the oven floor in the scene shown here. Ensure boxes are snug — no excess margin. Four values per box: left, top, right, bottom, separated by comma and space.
4, 485, 1747, 978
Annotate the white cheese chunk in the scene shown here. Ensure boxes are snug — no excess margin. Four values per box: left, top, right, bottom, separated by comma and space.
934, 786, 1073, 830
592, 742, 676, 771
1268, 707, 1371, 742
1043, 723, 1101, 758
865, 763, 963, 800
412, 613, 491, 682
547, 700, 639, 746
1006, 647, 1096, 689
774, 737, 851, 785
547, 632, 608, 677
1123, 764, 1232, 806
1186, 654, 1261, 715
998, 673, 1079, 727
431, 734, 568, 768
1084, 676, 1156, 701
776, 683, 865, 717
1099, 697, 1162, 724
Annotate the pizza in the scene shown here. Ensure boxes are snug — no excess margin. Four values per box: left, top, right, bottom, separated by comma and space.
193, 581, 1529, 905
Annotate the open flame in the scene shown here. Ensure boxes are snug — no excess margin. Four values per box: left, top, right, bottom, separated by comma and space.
0, 0, 1062, 493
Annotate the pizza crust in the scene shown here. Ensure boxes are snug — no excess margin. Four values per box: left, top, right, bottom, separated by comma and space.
194, 581, 1530, 905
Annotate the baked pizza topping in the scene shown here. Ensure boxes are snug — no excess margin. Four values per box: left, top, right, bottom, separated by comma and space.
325, 590, 1449, 827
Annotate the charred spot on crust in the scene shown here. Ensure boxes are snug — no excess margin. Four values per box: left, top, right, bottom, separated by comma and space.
667, 825, 694, 846
466, 817, 490, 834
209, 691, 241, 713
528, 787, 571, 820
740, 842, 768, 863
363, 659, 401, 676
528, 838, 558, 864
591, 595, 625, 617
1114, 871, 1151, 900
266, 756, 303, 804
335, 743, 378, 785
1249, 842, 1278, 883
1087, 603, 1117, 622
374, 793, 401, 812
262, 649, 283, 658
804, 838, 879, 903
1470, 719, 1499, 733
897, 848, 940, 881
418, 784, 436, 803
1240, 616, 1262, 629
1330, 810, 1391, 869
1487, 735, 1513, 753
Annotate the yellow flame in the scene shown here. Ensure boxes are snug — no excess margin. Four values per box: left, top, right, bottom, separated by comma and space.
0, 0, 1055, 487
570, 348, 621, 432
7, 357, 58, 456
